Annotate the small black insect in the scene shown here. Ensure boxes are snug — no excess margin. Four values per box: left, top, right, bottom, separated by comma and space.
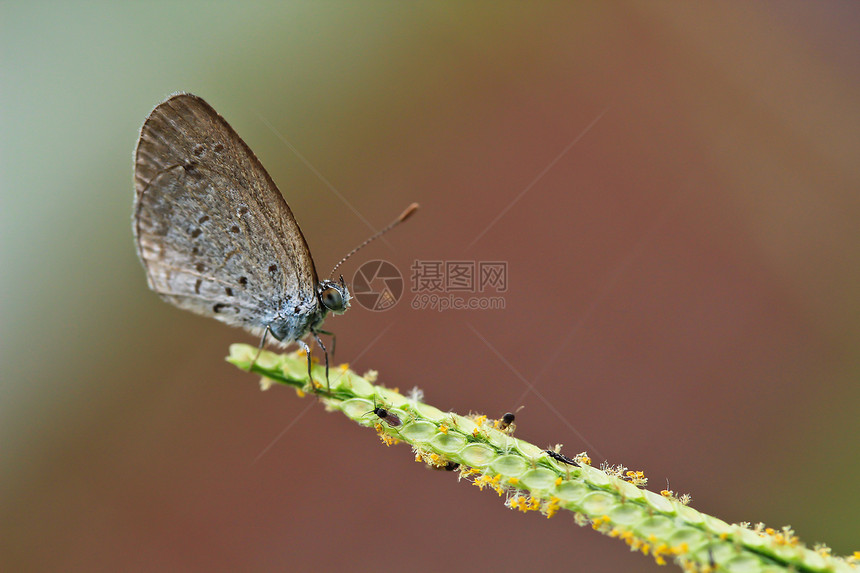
428, 460, 460, 471
372, 406, 402, 427
497, 405, 523, 433
544, 450, 580, 467
498, 412, 516, 431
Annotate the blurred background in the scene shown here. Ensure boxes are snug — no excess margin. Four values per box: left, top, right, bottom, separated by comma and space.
2, 2, 858, 571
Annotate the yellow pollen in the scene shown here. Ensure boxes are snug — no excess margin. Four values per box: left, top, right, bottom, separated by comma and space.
545, 498, 560, 518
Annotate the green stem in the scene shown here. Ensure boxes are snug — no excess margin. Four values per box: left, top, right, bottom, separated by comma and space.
227, 344, 857, 573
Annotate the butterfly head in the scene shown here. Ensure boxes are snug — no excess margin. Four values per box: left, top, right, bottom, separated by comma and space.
318, 277, 351, 315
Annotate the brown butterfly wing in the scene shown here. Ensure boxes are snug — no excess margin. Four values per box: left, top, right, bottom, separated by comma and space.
133, 93, 320, 340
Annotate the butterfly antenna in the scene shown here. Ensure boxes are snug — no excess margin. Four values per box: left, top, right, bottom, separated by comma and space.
329, 203, 419, 279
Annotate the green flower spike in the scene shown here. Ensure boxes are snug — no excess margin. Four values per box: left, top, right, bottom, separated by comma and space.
227, 344, 859, 573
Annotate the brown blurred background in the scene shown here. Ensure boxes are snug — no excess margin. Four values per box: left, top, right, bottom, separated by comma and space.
2, 2, 858, 571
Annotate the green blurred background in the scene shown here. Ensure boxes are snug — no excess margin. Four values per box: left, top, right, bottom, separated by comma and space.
2, 2, 858, 571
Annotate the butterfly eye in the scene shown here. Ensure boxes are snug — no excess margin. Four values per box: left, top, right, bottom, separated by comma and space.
320, 286, 344, 311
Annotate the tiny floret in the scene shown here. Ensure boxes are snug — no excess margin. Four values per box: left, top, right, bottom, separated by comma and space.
543, 497, 560, 518
406, 386, 424, 402
624, 470, 648, 487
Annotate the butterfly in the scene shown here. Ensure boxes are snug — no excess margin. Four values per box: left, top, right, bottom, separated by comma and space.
133, 93, 416, 387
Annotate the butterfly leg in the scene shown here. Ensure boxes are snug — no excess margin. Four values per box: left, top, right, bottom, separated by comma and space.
250, 326, 272, 369
315, 329, 336, 362
312, 332, 330, 393
296, 339, 317, 391
707, 544, 717, 571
